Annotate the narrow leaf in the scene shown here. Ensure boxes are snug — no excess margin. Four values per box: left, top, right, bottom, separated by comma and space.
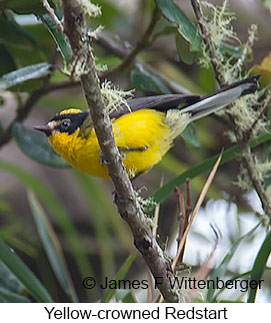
0, 287, 30, 303
213, 270, 251, 301
0, 261, 26, 294
28, 190, 78, 302
0, 160, 94, 280
102, 253, 136, 303
206, 223, 260, 302
172, 152, 222, 271
0, 238, 53, 302
220, 43, 250, 60
151, 133, 271, 207
0, 44, 16, 76
176, 34, 198, 65
0, 15, 38, 50
115, 289, 137, 303
156, 0, 200, 52
248, 231, 271, 303
12, 122, 69, 168
4, 0, 55, 15
0, 62, 51, 92
131, 66, 170, 94
180, 122, 200, 148
40, 14, 72, 63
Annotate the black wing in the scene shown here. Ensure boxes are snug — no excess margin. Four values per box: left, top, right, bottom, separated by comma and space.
109, 94, 200, 119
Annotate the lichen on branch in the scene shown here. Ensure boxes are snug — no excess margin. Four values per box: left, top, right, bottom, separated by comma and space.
61, 0, 179, 302
191, 0, 271, 224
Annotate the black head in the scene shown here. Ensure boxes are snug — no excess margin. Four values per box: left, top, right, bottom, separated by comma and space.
34, 109, 89, 137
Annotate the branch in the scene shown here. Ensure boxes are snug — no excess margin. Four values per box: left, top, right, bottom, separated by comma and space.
0, 80, 78, 149
61, 0, 179, 302
0, 87, 45, 147
105, 6, 161, 76
244, 94, 271, 141
190, 0, 271, 222
97, 34, 191, 94
0, 13, 189, 150
42, 0, 64, 33
190, 0, 225, 85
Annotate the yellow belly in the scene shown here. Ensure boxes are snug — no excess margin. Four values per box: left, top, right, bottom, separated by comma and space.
49, 109, 183, 179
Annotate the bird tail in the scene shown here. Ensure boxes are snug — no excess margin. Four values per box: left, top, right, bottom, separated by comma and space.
181, 75, 260, 122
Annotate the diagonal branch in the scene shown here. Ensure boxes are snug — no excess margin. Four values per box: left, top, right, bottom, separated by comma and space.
190, 0, 271, 222
61, 0, 179, 302
104, 6, 160, 76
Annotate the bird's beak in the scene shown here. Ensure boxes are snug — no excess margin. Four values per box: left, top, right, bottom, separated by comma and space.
34, 125, 52, 137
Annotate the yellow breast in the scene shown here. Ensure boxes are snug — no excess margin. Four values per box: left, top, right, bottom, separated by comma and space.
49, 109, 188, 179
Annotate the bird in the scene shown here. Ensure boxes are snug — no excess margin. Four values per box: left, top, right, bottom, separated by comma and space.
34, 76, 259, 179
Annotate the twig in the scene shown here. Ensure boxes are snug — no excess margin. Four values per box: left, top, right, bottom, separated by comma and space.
190, 0, 225, 86
42, 0, 64, 33
0, 87, 45, 147
184, 225, 219, 302
174, 186, 186, 262
190, 0, 271, 222
106, 6, 160, 76
0, 19, 190, 151
172, 152, 223, 272
245, 94, 271, 141
234, 24, 257, 77
152, 175, 164, 238
96, 34, 191, 94
173, 179, 192, 270
180, 178, 192, 263
0, 79, 80, 149
61, 0, 179, 303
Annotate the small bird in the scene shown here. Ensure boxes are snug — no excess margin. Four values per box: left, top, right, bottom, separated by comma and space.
35, 76, 259, 179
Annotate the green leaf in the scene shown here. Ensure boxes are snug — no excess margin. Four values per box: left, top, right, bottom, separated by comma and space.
40, 14, 72, 63
151, 133, 271, 207
131, 66, 170, 94
213, 270, 251, 301
93, 0, 128, 29
152, 17, 178, 40
115, 289, 137, 303
0, 261, 26, 294
175, 34, 198, 65
0, 45, 16, 76
0, 160, 94, 281
12, 122, 69, 168
75, 173, 116, 279
3, 0, 55, 15
220, 43, 251, 60
180, 122, 200, 148
0, 14, 38, 50
0, 287, 30, 303
155, 0, 200, 52
206, 223, 260, 302
102, 253, 136, 303
248, 231, 271, 303
0, 62, 52, 92
27, 190, 78, 302
0, 238, 53, 302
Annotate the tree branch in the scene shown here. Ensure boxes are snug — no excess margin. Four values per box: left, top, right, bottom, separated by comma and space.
61, 0, 179, 302
105, 6, 161, 76
190, 0, 271, 222
97, 34, 191, 94
0, 23, 190, 150
0, 79, 79, 148
190, 0, 225, 85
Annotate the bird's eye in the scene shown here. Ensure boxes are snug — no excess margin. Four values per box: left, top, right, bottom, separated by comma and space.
62, 119, 71, 129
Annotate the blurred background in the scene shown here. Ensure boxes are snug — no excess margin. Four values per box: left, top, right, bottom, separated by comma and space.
0, 0, 271, 303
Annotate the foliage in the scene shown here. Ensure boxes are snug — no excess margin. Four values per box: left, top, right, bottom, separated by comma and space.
0, 0, 270, 303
